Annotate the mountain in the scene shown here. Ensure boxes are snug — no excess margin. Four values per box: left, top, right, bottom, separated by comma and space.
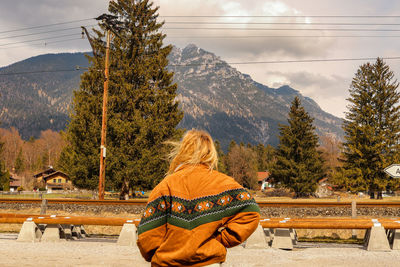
169, 44, 343, 148
0, 45, 343, 149
0, 53, 88, 138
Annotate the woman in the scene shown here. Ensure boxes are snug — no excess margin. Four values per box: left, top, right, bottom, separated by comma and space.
137, 129, 260, 266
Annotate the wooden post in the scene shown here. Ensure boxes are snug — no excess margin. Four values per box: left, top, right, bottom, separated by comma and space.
98, 29, 111, 200
352, 200, 357, 238
40, 199, 47, 215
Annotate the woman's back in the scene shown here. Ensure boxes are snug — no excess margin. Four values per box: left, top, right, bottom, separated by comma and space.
137, 164, 260, 266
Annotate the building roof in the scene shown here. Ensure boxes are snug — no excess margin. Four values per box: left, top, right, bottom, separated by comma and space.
43, 171, 69, 182
33, 167, 56, 178
9, 177, 21, 187
257, 171, 270, 182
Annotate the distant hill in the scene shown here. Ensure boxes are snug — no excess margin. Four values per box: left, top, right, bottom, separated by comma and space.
0, 45, 343, 149
0, 53, 88, 138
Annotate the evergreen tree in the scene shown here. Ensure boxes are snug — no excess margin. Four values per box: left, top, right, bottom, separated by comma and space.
228, 140, 237, 153
14, 148, 24, 174
271, 97, 325, 198
0, 139, 9, 191
253, 143, 275, 172
59, 0, 183, 192
214, 140, 227, 174
342, 58, 400, 196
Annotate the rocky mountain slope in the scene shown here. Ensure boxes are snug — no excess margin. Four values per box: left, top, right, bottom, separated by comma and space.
0, 45, 343, 148
169, 44, 343, 148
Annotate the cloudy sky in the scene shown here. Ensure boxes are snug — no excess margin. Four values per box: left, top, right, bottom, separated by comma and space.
1, 0, 400, 118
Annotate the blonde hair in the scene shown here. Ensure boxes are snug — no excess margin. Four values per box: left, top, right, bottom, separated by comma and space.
166, 129, 218, 175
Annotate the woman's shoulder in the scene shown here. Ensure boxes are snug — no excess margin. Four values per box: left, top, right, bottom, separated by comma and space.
209, 170, 243, 190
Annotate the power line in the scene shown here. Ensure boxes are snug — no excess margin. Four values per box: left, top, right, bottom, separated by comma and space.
0, 68, 81, 76
0, 24, 97, 40
169, 56, 400, 67
0, 37, 86, 50
0, 33, 82, 47
1, 56, 400, 77
164, 21, 400, 26
160, 15, 400, 18
166, 35, 400, 39
164, 27, 400, 32
0, 18, 95, 35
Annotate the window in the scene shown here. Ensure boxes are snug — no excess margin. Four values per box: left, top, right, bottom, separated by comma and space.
58, 179, 61, 183
53, 179, 56, 183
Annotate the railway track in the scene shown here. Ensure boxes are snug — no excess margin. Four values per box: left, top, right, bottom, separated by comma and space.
1, 198, 400, 207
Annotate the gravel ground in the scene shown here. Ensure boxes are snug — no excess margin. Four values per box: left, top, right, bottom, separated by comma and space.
1, 234, 400, 267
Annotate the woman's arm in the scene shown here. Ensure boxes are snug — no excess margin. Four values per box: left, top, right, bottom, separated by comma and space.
217, 211, 260, 248
137, 189, 168, 262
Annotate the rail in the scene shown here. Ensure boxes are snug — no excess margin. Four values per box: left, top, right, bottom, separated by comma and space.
1, 213, 400, 229
1, 198, 400, 207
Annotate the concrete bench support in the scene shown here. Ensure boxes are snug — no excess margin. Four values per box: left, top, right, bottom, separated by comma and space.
117, 223, 137, 246
289, 228, 297, 245
80, 225, 88, 237
366, 226, 390, 251
41, 224, 61, 242
245, 225, 269, 249
391, 229, 400, 250
263, 228, 273, 245
271, 228, 293, 250
61, 224, 72, 240
72, 225, 82, 239
17, 221, 41, 242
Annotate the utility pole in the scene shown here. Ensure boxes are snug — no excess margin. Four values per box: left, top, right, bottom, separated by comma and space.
98, 29, 111, 200
82, 14, 121, 200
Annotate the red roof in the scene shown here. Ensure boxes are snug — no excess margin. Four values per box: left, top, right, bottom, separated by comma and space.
10, 177, 21, 187
257, 172, 270, 182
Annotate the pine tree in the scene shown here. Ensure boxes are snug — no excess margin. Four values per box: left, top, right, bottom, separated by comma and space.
342, 58, 400, 196
253, 143, 275, 172
59, 0, 183, 192
14, 148, 24, 174
0, 138, 9, 191
214, 140, 227, 174
271, 97, 325, 198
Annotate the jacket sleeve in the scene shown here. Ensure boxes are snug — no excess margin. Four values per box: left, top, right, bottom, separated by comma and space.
136, 186, 168, 262
216, 192, 260, 248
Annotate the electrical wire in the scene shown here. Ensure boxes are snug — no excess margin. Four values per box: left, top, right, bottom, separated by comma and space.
0, 37, 86, 50
166, 35, 400, 38
0, 18, 95, 35
169, 56, 400, 67
1, 56, 400, 76
0, 68, 81, 76
0, 24, 97, 40
0, 33, 82, 47
160, 15, 400, 18
163, 27, 400, 32
164, 21, 400, 26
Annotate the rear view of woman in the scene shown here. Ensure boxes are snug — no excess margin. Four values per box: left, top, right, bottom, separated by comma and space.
137, 129, 260, 266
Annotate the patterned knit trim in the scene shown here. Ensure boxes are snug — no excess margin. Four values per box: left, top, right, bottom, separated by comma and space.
137, 188, 260, 235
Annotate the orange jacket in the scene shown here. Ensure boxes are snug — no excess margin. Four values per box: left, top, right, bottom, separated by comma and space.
137, 164, 260, 267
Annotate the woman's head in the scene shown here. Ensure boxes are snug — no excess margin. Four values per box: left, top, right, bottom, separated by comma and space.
167, 129, 218, 175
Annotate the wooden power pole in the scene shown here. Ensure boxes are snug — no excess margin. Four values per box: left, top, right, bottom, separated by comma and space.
98, 29, 111, 200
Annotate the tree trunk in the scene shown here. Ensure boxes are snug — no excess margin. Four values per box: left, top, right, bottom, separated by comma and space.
369, 191, 375, 199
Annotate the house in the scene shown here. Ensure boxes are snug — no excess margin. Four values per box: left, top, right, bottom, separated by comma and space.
33, 167, 73, 192
257, 171, 272, 190
9, 176, 21, 192
315, 177, 334, 198
33, 166, 56, 183
42, 171, 73, 192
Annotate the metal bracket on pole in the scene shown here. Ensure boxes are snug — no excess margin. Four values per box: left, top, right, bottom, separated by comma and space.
101, 145, 106, 158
